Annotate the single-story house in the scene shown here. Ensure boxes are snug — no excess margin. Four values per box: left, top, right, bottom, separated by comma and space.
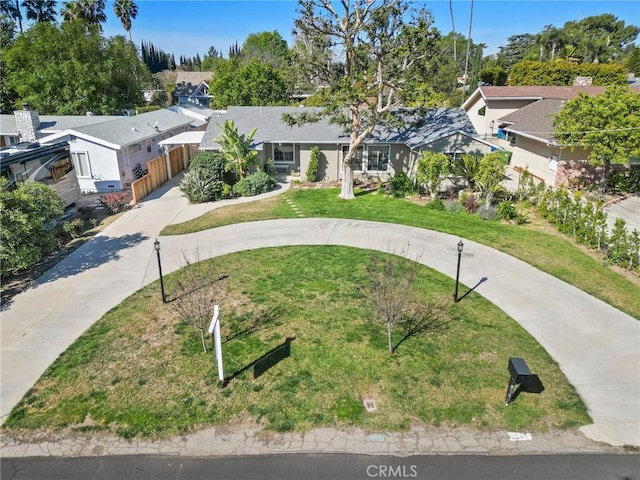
462, 85, 640, 186
200, 106, 496, 182
175, 71, 214, 107
36, 109, 196, 193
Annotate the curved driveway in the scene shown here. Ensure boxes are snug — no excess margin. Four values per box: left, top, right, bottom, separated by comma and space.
1, 181, 638, 448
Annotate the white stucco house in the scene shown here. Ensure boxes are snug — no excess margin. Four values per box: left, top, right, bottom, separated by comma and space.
1, 106, 200, 193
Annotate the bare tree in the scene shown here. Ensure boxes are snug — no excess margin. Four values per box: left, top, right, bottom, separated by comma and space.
361, 246, 449, 354
170, 250, 226, 353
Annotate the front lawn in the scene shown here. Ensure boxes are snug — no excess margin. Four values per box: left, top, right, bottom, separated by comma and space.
4, 247, 589, 438
161, 188, 640, 320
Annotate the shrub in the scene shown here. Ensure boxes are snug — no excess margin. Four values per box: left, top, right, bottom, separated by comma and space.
462, 193, 479, 214
389, 171, 414, 198
306, 146, 320, 182
476, 204, 498, 221
189, 152, 225, 182
445, 200, 463, 213
98, 192, 129, 214
62, 218, 84, 238
233, 171, 276, 197
497, 201, 517, 221
425, 197, 445, 210
179, 170, 224, 203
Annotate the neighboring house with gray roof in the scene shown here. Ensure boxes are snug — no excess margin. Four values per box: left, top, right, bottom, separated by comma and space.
35, 109, 195, 193
201, 106, 494, 182
175, 72, 214, 107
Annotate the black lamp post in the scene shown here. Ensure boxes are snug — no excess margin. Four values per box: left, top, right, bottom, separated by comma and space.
154, 238, 166, 303
453, 240, 464, 303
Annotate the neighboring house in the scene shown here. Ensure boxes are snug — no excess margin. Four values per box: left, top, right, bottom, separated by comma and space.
167, 103, 217, 130
37, 109, 195, 193
174, 71, 214, 107
462, 85, 640, 186
0, 141, 81, 208
200, 106, 495, 182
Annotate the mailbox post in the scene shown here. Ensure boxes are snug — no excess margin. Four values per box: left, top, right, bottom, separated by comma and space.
505, 357, 532, 405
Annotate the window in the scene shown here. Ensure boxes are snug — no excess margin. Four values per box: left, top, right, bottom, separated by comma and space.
342, 145, 365, 171
273, 144, 294, 163
444, 152, 463, 163
478, 106, 486, 116
146, 140, 152, 153
367, 146, 389, 172
130, 144, 141, 152
71, 152, 92, 177
342, 145, 389, 172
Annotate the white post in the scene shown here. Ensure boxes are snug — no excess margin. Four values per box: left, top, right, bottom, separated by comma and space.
208, 305, 224, 381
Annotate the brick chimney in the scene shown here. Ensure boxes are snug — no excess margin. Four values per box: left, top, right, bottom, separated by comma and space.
14, 103, 40, 142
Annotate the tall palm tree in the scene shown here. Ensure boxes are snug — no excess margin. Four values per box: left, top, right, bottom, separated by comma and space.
113, 0, 137, 42
0, 0, 23, 32
462, 0, 474, 102
449, 0, 456, 63
22, 0, 57, 23
61, 0, 105, 29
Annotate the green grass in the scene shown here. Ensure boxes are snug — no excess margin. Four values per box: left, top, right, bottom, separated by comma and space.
3, 246, 590, 438
161, 188, 640, 320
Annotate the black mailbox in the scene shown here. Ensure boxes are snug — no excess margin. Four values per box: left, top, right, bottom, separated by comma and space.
505, 357, 532, 405
509, 357, 531, 384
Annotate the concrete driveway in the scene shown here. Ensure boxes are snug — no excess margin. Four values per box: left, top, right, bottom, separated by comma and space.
1, 182, 638, 448
605, 194, 640, 233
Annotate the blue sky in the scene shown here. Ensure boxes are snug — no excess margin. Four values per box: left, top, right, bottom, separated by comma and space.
98, 0, 640, 59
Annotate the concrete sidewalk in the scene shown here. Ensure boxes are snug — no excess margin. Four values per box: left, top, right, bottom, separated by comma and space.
1, 181, 638, 453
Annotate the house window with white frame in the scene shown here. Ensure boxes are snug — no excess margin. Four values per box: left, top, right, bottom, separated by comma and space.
341, 145, 365, 171
367, 146, 390, 172
273, 144, 294, 163
71, 152, 92, 177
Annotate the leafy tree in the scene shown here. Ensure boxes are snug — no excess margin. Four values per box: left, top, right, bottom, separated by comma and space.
416, 151, 450, 198
562, 14, 639, 64
3, 21, 148, 113
625, 45, 640, 75
22, 0, 57, 23
285, 0, 440, 200
214, 119, 259, 180
242, 30, 290, 68
113, 0, 137, 42
495, 33, 538, 70
0, 177, 64, 277
210, 57, 290, 108
479, 65, 507, 85
553, 86, 640, 194
474, 152, 506, 205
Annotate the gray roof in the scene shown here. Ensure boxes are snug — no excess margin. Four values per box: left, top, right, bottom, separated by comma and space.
200, 106, 477, 150
499, 99, 564, 143
0, 113, 119, 137
41, 109, 194, 148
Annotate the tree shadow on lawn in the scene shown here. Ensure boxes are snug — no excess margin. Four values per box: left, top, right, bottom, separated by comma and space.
223, 336, 296, 387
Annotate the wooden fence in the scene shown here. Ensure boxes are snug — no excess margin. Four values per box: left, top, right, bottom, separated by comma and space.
131, 145, 195, 204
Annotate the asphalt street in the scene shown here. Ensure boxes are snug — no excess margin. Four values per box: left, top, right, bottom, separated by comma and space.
2, 454, 639, 480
